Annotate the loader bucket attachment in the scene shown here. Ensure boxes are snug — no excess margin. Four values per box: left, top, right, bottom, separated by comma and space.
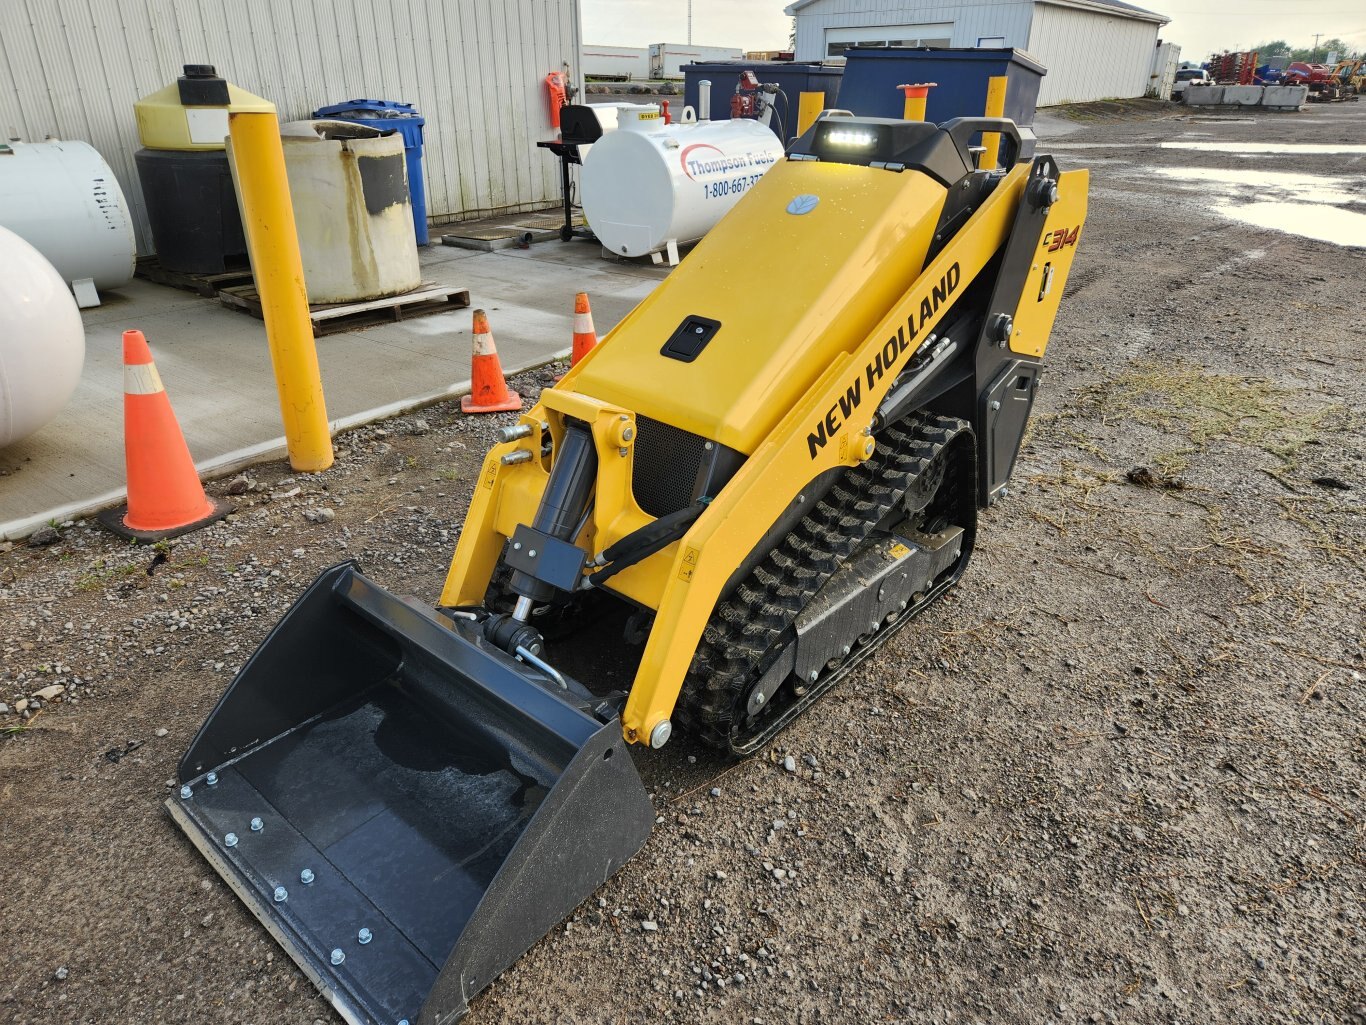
166, 563, 654, 1025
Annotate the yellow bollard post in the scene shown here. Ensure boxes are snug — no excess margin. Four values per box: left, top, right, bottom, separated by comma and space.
981, 75, 1009, 170
796, 91, 826, 136
228, 110, 334, 472
896, 82, 936, 121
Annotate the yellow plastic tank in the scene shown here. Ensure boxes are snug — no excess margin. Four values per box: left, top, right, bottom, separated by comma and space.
134, 64, 274, 152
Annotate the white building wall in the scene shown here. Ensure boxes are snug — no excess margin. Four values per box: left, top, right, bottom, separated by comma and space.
0, 0, 581, 253
791, 0, 1036, 62
1028, 3, 1160, 104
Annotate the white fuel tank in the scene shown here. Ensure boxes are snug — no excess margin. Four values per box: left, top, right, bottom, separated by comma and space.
580, 107, 784, 258
0, 226, 86, 448
0, 139, 136, 307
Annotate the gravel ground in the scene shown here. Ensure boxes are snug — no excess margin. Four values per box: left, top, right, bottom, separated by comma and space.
2, 101, 1363, 1025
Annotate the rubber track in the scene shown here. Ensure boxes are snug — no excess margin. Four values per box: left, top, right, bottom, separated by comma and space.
676, 414, 970, 753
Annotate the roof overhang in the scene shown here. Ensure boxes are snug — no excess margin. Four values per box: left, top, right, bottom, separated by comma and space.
1038, 0, 1170, 26
785, 0, 1169, 26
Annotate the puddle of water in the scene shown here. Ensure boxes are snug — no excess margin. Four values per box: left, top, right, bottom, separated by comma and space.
1163, 141, 1366, 155
1152, 166, 1361, 204
1215, 201, 1366, 247
1048, 141, 1366, 154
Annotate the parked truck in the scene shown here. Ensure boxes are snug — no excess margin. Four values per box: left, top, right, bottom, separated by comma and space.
583, 45, 650, 81
649, 42, 744, 79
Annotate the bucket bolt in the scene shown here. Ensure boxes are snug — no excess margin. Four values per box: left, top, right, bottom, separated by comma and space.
330, 948, 345, 966
179, 785, 192, 800
1027, 176, 1059, 208
989, 313, 1014, 347
273, 886, 288, 903
205, 771, 219, 785
358, 928, 373, 945
224, 832, 238, 848
300, 868, 315, 884
250, 817, 264, 832
649, 720, 673, 749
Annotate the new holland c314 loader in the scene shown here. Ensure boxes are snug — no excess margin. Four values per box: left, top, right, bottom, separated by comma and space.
168, 111, 1088, 1024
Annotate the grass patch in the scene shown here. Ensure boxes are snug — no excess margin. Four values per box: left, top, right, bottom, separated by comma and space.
75, 560, 142, 592
1076, 360, 1344, 470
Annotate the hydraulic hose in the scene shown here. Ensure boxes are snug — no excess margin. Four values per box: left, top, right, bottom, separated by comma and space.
589, 501, 708, 587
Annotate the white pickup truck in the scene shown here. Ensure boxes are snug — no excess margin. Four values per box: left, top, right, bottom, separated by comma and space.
1172, 68, 1211, 100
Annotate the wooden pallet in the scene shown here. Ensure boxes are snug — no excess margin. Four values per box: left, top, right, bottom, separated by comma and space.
217, 282, 472, 336
135, 256, 254, 298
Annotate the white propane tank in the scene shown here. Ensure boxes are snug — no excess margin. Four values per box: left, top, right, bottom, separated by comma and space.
0, 226, 86, 448
0, 139, 136, 308
580, 106, 784, 258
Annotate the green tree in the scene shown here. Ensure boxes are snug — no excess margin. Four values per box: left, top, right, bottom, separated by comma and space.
1251, 38, 1291, 56
1318, 38, 1351, 60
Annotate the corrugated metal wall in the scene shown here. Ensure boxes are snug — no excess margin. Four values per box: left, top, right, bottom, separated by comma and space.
792, 1, 1036, 61
0, 0, 580, 252
1028, 3, 1159, 104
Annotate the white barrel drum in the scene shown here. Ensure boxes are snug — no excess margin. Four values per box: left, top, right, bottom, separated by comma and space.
277, 120, 421, 304
580, 106, 784, 258
0, 226, 86, 448
0, 139, 136, 307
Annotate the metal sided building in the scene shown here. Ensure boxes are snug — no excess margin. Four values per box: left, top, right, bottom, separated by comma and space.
786, 0, 1170, 106
0, 0, 582, 252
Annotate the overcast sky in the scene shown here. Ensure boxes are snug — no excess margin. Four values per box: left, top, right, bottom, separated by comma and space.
580, 0, 1366, 59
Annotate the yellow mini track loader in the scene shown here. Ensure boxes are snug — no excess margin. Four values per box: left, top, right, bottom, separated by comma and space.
170, 113, 1088, 1024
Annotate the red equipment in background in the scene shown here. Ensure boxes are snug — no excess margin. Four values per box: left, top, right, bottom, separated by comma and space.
1209, 51, 1259, 85
1285, 62, 1332, 85
1286, 61, 1352, 101
545, 71, 568, 128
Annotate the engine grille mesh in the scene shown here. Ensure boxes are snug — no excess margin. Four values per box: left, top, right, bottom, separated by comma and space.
631, 415, 709, 518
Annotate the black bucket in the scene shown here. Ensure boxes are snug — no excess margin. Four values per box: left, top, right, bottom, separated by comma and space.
166, 563, 653, 1024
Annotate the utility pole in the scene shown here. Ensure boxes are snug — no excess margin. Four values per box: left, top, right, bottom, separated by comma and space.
688, 0, 693, 45
1312, 32, 1323, 60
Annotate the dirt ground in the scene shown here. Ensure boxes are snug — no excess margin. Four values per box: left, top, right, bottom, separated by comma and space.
2, 102, 1363, 1025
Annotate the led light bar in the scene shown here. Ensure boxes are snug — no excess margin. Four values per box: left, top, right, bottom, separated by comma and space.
826, 129, 876, 147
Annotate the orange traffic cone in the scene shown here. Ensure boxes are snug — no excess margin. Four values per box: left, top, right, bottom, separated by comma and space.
97, 330, 230, 541
461, 309, 523, 414
570, 292, 598, 367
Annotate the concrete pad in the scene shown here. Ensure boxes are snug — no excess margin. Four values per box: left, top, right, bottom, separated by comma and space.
0, 242, 668, 538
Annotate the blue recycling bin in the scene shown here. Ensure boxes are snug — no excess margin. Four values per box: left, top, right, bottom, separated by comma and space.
314, 98, 429, 245
836, 48, 1046, 130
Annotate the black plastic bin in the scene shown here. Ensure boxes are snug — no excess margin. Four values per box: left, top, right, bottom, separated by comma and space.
135, 149, 248, 275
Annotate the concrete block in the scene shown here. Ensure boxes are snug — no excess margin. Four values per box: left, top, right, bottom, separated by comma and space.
1261, 85, 1309, 110
1223, 85, 1264, 106
1183, 85, 1225, 106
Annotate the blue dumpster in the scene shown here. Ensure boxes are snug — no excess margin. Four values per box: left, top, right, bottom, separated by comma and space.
836, 48, 1046, 130
681, 62, 844, 141
314, 99, 429, 245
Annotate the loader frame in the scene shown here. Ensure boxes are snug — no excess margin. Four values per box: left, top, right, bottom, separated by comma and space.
441, 155, 1089, 747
